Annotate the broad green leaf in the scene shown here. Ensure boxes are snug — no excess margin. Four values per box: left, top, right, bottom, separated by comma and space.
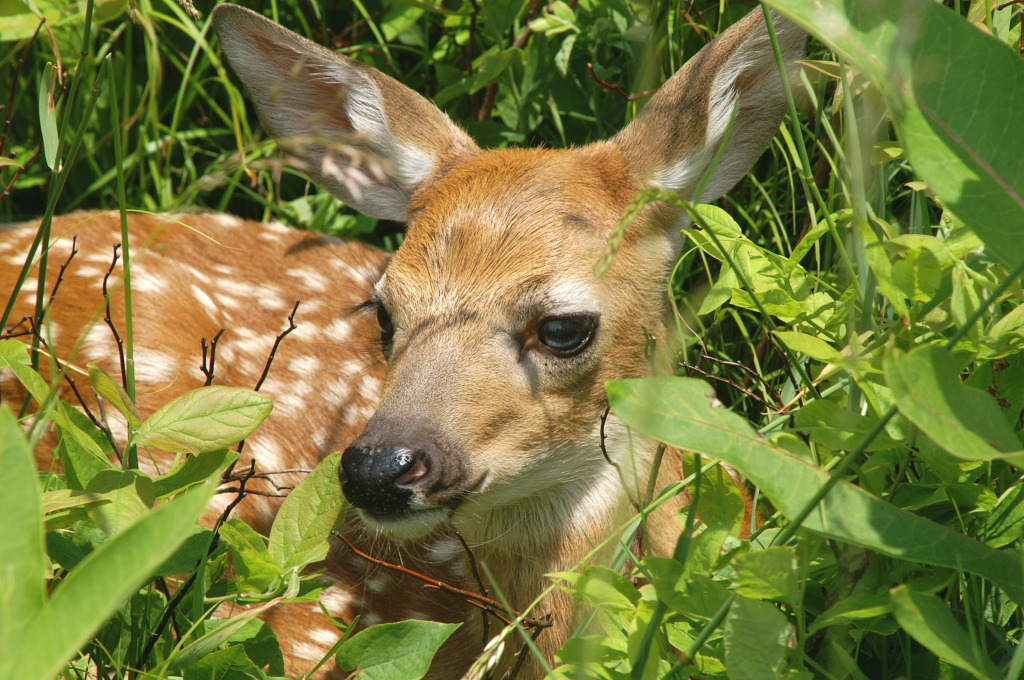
167, 593, 286, 673
135, 386, 272, 454
607, 377, 1024, 604
221, 518, 283, 593
182, 645, 255, 680
85, 469, 155, 536
336, 620, 461, 680
808, 590, 891, 634
775, 331, 874, 372
886, 345, 1024, 467
890, 586, 1001, 680
556, 635, 626, 664
979, 484, 1024, 548
732, 547, 799, 604
87, 363, 141, 429
723, 596, 791, 680
483, 0, 526, 39
38, 62, 58, 170
12, 484, 213, 680
855, 216, 908, 317
763, 0, 1024, 264
268, 451, 346, 570
795, 399, 900, 452
0, 338, 51, 406
41, 489, 110, 532
53, 401, 115, 488
551, 565, 640, 613
153, 448, 238, 498
0, 406, 45, 680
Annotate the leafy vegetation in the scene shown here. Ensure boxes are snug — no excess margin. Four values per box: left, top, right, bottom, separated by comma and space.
2, 0, 1024, 678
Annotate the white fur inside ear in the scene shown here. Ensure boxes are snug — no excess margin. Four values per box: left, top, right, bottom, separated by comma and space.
657, 13, 803, 207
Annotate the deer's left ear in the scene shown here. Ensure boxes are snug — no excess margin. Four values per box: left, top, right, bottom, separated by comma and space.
613, 10, 806, 208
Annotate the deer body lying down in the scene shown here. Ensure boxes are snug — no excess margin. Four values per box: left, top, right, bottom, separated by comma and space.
1, 5, 803, 677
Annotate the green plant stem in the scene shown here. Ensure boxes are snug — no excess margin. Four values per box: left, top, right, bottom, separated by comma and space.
104, 56, 137, 470
761, 6, 861, 302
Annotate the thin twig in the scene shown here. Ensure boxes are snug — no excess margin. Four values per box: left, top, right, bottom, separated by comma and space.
335, 532, 552, 631
237, 301, 300, 456
47, 235, 78, 306
500, 618, 550, 680
200, 328, 226, 386
450, 526, 491, 647
586, 63, 659, 101
101, 243, 126, 387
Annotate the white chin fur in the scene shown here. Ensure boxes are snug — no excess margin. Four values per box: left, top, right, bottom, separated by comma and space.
357, 506, 451, 538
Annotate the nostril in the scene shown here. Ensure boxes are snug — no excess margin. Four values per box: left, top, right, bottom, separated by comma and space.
339, 445, 430, 515
394, 456, 428, 486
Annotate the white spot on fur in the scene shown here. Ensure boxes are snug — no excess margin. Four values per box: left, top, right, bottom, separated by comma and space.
360, 612, 383, 627
308, 625, 340, 647
320, 586, 353, 613
365, 576, 389, 594
291, 640, 329, 662
134, 348, 181, 384
190, 283, 215, 310
427, 538, 460, 562
325, 317, 351, 342
357, 375, 380, 401
287, 266, 329, 292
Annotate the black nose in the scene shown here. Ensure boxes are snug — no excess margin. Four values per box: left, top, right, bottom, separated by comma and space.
339, 446, 426, 515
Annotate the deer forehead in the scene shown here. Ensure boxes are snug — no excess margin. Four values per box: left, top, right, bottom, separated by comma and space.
380, 145, 641, 314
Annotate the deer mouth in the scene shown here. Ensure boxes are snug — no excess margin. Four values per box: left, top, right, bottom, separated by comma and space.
352, 472, 489, 539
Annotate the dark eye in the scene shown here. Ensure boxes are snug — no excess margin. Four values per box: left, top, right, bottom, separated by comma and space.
376, 304, 394, 348
536, 315, 598, 356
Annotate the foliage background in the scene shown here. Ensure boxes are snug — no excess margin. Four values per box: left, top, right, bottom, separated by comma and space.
2, 0, 1024, 678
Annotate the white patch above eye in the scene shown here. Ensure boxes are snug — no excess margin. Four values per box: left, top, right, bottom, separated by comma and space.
542, 279, 600, 316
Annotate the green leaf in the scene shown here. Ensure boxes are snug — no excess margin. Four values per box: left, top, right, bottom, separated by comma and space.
855, 216, 909, 318
85, 469, 156, 536
731, 547, 799, 604
0, 406, 46, 680
135, 386, 272, 454
53, 401, 115, 488
775, 331, 874, 372
886, 345, 1024, 467
794, 399, 901, 452
483, 0, 526, 39
0, 338, 51, 406
268, 451, 346, 570
11, 484, 213, 680
808, 590, 891, 634
153, 449, 238, 498
607, 377, 1024, 604
551, 565, 640, 613
890, 586, 1001, 680
221, 518, 283, 593
87, 363, 141, 430
336, 620, 461, 680
38, 62, 58, 171
763, 0, 1024, 265
723, 596, 791, 680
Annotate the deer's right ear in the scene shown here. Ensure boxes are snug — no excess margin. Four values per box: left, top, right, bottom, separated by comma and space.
212, 4, 479, 221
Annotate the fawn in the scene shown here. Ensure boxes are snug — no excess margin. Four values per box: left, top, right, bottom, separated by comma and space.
1, 4, 804, 678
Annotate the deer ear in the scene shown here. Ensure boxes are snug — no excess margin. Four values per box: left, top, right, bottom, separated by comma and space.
613, 10, 805, 211
212, 4, 479, 221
